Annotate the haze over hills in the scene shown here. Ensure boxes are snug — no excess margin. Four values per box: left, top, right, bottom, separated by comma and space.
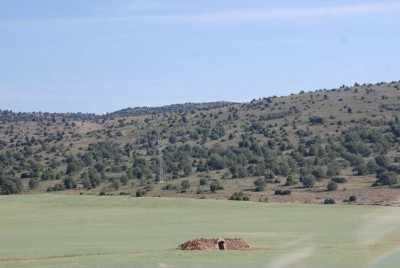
0, 81, 399, 205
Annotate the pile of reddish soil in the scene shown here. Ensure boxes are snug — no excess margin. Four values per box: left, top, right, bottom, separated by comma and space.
179, 238, 250, 250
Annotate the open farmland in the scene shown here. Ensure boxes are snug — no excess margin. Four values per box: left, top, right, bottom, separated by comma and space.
1, 194, 400, 268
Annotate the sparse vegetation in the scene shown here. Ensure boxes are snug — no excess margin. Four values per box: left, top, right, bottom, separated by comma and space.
0, 81, 399, 205
349, 195, 357, 202
229, 191, 250, 201
324, 198, 336, 204
327, 181, 338, 191
274, 189, 291, 195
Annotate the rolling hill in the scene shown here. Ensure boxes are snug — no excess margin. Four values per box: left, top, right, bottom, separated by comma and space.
0, 81, 399, 205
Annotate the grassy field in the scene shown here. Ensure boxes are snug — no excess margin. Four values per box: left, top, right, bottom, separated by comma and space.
0, 195, 400, 268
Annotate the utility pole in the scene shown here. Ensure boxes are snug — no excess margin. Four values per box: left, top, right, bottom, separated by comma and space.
157, 135, 164, 183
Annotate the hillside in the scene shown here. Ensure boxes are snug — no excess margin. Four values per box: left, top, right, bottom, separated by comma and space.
0, 101, 234, 122
0, 81, 399, 205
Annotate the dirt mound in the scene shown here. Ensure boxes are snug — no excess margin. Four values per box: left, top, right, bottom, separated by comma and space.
179, 238, 250, 251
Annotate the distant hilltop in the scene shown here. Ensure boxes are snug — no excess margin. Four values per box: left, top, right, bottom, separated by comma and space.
0, 101, 236, 122
107, 101, 237, 117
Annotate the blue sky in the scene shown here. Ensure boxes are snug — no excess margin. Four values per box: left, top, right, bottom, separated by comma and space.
0, 0, 399, 114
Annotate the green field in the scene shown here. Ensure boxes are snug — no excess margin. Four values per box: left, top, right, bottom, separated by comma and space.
1, 195, 400, 268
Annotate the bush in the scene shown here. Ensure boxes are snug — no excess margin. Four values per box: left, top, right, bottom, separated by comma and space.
28, 178, 39, 189
181, 180, 191, 189
112, 180, 120, 190
373, 172, 398, 186
229, 191, 249, 201
20, 173, 30, 179
210, 180, 223, 193
349, 195, 357, 202
354, 164, 367, 176
161, 183, 176, 190
46, 183, 65, 192
196, 187, 204, 194
327, 181, 338, 191
254, 178, 267, 192
375, 155, 390, 168
199, 178, 209, 185
309, 116, 325, 125
284, 176, 296, 186
331, 177, 347, 184
300, 175, 316, 188
63, 177, 77, 189
0, 176, 23, 195
136, 190, 146, 197
274, 189, 291, 195
312, 167, 326, 180
324, 198, 336, 204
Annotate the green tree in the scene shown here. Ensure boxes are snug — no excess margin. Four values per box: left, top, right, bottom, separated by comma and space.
347, 107, 352, 114
285, 175, 297, 186
207, 154, 225, 170
199, 178, 209, 185
300, 174, 316, 188
0, 173, 23, 195
210, 180, 223, 193
181, 180, 191, 189
169, 134, 177, 144
367, 159, 379, 174
254, 178, 267, 192
327, 181, 338, 191
66, 162, 80, 175
375, 155, 390, 168
374, 172, 398, 186
29, 178, 39, 189
63, 177, 77, 189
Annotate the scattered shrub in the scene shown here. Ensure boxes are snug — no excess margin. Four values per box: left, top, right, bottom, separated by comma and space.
199, 178, 209, 185
162, 183, 177, 190
274, 189, 291, 195
46, 183, 65, 192
284, 176, 296, 186
349, 195, 357, 202
230, 191, 250, 201
324, 198, 336, 204
300, 175, 316, 188
181, 180, 191, 189
327, 181, 338, 191
28, 178, 39, 189
20, 173, 30, 179
196, 187, 205, 194
331, 177, 347, 184
373, 172, 398, 186
210, 180, 223, 193
254, 178, 267, 192
136, 190, 146, 197
63, 177, 77, 189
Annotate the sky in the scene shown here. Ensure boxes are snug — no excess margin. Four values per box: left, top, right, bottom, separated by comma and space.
0, 0, 399, 114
